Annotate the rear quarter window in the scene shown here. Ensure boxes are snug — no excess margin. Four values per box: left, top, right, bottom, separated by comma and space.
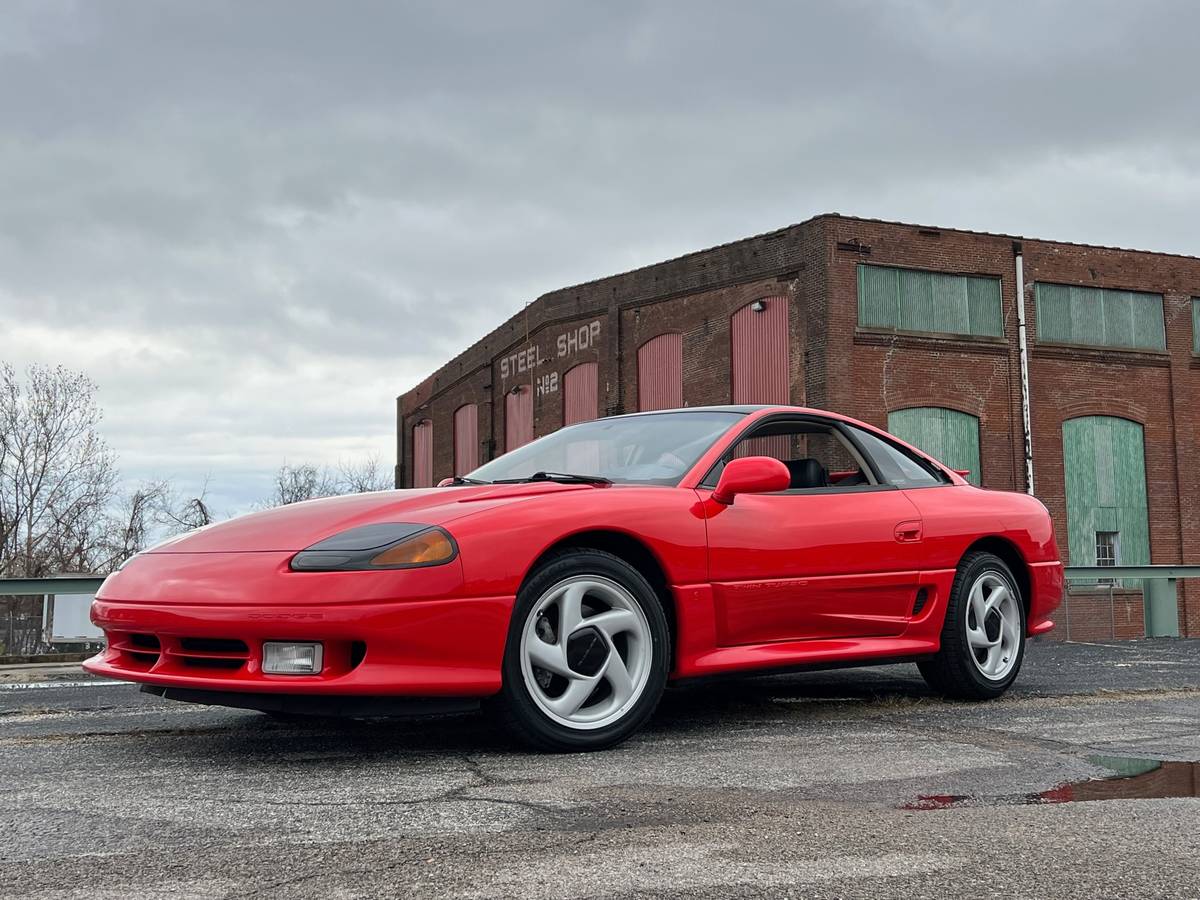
845, 425, 946, 488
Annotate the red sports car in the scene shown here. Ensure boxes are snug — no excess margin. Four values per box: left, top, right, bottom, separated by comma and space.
85, 406, 1063, 751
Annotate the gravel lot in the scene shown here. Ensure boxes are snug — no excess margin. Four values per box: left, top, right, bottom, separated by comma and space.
1, 640, 1198, 899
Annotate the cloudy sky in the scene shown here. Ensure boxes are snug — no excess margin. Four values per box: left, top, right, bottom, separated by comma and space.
2, 0, 1197, 514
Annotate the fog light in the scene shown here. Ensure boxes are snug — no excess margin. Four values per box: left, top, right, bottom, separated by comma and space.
262, 641, 323, 675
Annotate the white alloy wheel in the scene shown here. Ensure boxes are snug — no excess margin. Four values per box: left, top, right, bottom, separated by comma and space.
519, 574, 652, 730
964, 571, 1022, 681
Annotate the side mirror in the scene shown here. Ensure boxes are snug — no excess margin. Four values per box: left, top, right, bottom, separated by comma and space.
712, 456, 791, 505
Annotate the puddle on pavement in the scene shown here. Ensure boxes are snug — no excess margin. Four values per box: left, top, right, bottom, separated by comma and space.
903, 755, 1200, 810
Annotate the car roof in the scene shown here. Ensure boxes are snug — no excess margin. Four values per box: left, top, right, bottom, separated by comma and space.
602, 404, 849, 420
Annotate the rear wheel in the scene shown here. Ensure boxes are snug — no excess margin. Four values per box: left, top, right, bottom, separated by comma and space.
919, 551, 1026, 700
493, 549, 670, 752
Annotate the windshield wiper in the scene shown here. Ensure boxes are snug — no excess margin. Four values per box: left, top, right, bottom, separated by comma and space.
494, 471, 612, 485
443, 475, 491, 486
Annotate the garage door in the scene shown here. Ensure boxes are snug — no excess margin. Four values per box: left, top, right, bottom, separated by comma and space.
731, 297, 789, 404
638, 333, 683, 411
454, 404, 478, 474
412, 419, 433, 488
505, 385, 533, 451
563, 362, 598, 426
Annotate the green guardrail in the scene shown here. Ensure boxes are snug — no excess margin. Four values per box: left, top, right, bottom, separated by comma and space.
0, 576, 107, 596
0, 577, 108, 657
1065, 565, 1200, 581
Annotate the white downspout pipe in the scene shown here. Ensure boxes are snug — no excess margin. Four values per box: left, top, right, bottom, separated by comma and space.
1013, 241, 1035, 495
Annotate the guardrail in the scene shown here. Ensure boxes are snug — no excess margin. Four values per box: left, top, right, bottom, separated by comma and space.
0, 576, 107, 596
0, 576, 107, 657
1063, 565, 1199, 639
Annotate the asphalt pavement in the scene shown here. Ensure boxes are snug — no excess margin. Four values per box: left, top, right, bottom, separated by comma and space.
1, 639, 1198, 898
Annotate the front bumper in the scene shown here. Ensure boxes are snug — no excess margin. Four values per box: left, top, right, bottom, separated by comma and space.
84, 595, 513, 697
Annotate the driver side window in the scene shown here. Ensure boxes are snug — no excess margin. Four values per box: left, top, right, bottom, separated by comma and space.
711, 419, 878, 491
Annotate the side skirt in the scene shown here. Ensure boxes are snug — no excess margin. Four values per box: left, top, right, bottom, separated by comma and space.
669, 653, 937, 687
674, 636, 941, 680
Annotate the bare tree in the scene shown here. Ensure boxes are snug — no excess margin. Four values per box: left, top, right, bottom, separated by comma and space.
0, 364, 119, 577
264, 455, 392, 507
0, 365, 222, 656
269, 462, 338, 507
155, 475, 214, 532
86, 481, 169, 573
336, 454, 391, 494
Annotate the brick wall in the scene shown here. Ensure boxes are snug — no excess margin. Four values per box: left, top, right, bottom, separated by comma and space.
1049, 588, 1146, 641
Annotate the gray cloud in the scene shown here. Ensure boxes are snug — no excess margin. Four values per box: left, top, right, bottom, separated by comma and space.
2, 0, 1198, 513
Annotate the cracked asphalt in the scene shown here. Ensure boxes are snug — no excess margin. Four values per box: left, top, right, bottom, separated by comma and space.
1, 640, 1198, 898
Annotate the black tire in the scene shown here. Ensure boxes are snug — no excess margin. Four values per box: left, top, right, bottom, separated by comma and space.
918, 551, 1026, 700
491, 549, 671, 752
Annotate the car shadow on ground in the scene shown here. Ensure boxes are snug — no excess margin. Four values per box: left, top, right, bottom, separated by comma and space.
150, 667, 940, 761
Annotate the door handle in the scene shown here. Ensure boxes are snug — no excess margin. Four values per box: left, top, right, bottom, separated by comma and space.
894, 521, 923, 543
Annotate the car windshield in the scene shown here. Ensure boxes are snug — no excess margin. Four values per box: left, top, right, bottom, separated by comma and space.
468, 411, 744, 486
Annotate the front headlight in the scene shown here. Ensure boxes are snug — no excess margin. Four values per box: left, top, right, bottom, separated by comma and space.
289, 523, 458, 572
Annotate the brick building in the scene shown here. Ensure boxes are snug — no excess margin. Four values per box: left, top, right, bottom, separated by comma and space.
396, 214, 1200, 640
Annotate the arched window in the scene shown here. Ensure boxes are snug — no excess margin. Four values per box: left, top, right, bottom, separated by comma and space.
411, 419, 433, 488
887, 407, 982, 485
1061, 416, 1150, 586
637, 333, 683, 411
563, 362, 598, 426
453, 404, 478, 474
731, 297, 789, 404
505, 385, 533, 451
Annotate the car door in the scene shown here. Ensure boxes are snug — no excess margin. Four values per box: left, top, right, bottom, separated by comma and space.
701, 417, 928, 644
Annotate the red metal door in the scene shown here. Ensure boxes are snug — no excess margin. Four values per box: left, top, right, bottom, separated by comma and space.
454, 404, 478, 474
563, 362, 598, 426
412, 420, 433, 488
637, 333, 683, 411
731, 297, 790, 404
505, 385, 533, 451
702, 488, 925, 643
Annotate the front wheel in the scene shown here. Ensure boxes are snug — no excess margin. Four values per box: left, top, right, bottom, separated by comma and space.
919, 551, 1026, 700
492, 549, 670, 752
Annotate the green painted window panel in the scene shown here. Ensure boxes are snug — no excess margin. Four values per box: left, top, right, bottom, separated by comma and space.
857, 265, 1002, 338
1035, 283, 1165, 350
858, 264, 898, 329
887, 407, 982, 486
1061, 416, 1151, 588
1193, 299, 1200, 353
966, 278, 1004, 336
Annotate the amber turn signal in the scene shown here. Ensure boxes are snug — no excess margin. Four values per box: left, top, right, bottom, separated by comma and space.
369, 529, 456, 567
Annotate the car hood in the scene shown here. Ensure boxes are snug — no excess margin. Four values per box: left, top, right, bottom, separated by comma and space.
147, 482, 600, 553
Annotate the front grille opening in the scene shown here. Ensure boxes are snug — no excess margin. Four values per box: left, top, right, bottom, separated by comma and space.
349, 641, 367, 670
129, 633, 160, 650
180, 657, 245, 670
179, 637, 249, 655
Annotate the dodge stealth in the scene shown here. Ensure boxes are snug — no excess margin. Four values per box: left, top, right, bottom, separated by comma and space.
85, 406, 1063, 751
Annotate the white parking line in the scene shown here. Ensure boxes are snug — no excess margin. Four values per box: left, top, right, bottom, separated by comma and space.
0, 680, 132, 691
